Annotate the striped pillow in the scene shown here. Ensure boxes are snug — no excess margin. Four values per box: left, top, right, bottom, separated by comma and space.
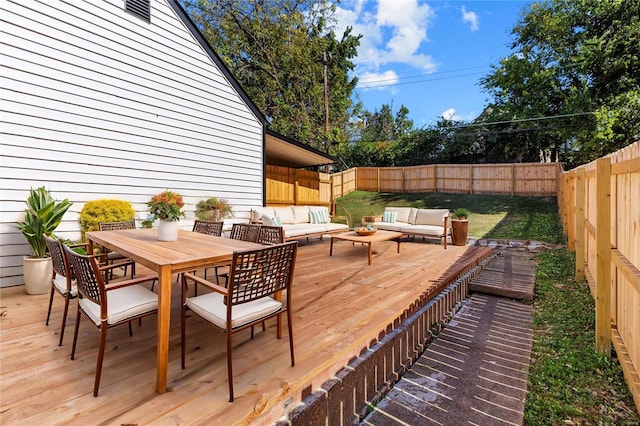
309, 210, 328, 224
272, 217, 282, 226
383, 211, 398, 223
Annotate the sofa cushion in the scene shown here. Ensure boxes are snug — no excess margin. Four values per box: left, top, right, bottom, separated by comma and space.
384, 207, 415, 224
413, 209, 449, 226
325, 223, 349, 232
273, 206, 295, 224
382, 211, 397, 222
292, 206, 311, 224
282, 224, 326, 238
375, 221, 404, 232
309, 209, 329, 224
400, 224, 447, 237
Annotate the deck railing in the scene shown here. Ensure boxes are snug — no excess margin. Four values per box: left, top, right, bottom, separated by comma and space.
557, 141, 640, 411
283, 249, 495, 424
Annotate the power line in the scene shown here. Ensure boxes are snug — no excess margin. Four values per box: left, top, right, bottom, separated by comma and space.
442, 111, 595, 129
356, 70, 487, 89
354, 65, 491, 85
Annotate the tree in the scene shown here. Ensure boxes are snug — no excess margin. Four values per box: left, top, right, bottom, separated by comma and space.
480, 0, 640, 167
183, 0, 361, 152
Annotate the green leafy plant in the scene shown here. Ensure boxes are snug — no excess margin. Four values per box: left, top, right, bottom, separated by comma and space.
451, 208, 470, 220
148, 190, 185, 221
195, 197, 233, 221
16, 187, 73, 257
79, 199, 136, 236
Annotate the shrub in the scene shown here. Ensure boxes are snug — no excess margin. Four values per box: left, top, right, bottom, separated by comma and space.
79, 199, 136, 238
195, 197, 233, 221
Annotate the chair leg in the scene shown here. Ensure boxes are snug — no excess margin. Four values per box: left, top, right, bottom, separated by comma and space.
128, 321, 133, 337
46, 286, 55, 326
71, 305, 81, 360
58, 295, 71, 346
227, 331, 234, 402
181, 304, 187, 370
287, 310, 295, 367
94, 323, 108, 397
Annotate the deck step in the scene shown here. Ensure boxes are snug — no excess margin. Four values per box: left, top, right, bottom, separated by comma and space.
469, 249, 536, 300
361, 293, 534, 425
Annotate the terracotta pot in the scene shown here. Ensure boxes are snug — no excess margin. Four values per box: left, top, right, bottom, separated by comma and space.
158, 220, 178, 241
450, 220, 469, 246
23, 256, 52, 295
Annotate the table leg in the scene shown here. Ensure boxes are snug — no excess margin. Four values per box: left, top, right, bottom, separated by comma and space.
156, 265, 172, 394
396, 239, 401, 253
368, 242, 373, 265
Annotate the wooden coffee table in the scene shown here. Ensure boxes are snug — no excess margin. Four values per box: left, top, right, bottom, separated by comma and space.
329, 230, 404, 265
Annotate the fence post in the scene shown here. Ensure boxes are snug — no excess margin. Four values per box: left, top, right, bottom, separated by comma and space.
511, 164, 516, 196
575, 168, 585, 280
595, 157, 611, 357
469, 165, 473, 194
434, 165, 438, 192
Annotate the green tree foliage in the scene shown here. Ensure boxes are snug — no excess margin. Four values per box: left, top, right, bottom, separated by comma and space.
480, 0, 640, 167
183, 0, 361, 152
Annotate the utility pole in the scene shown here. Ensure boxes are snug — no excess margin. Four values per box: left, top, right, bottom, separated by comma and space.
323, 51, 330, 153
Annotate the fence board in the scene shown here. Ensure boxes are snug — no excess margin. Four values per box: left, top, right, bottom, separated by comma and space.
558, 141, 640, 411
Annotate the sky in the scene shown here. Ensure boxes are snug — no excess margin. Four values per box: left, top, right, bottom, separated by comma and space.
333, 0, 531, 128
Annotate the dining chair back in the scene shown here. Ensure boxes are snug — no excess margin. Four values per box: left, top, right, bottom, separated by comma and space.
181, 240, 298, 401
192, 220, 223, 236
44, 235, 77, 346
63, 244, 158, 397
256, 225, 285, 245
229, 223, 260, 242
98, 220, 136, 279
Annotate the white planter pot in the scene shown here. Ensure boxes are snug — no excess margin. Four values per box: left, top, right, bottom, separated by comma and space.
157, 219, 178, 241
23, 256, 52, 295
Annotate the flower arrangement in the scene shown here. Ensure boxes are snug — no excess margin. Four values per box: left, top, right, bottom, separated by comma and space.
147, 190, 185, 222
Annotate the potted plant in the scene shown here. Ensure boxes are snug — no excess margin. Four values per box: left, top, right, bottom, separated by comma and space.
16, 187, 73, 294
450, 208, 470, 246
147, 190, 185, 241
195, 197, 233, 222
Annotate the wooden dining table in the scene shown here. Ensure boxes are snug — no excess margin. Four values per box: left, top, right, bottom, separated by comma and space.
85, 227, 263, 394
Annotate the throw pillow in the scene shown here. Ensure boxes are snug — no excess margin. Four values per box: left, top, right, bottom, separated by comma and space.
383, 211, 397, 223
309, 210, 329, 224
272, 217, 282, 226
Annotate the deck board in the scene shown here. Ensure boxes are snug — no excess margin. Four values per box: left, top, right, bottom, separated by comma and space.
0, 238, 489, 425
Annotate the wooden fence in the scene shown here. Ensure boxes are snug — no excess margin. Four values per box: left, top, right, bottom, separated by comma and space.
557, 141, 640, 411
266, 165, 332, 207
332, 163, 560, 198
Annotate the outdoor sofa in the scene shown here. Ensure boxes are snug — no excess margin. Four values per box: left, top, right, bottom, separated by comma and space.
251, 205, 349, 241
373, 207, 450, 249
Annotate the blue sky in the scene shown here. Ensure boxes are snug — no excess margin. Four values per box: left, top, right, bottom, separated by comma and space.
333, 0, 531, 127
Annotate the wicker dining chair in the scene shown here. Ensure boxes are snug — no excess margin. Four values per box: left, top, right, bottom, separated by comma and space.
229, 223, 260, 242
256, 225, 285, 245
63, 244, 158, 397
178, 220, 225, 292
181, 241, 298, 402
98, 220, 136, 279
44, 235, 85, 346
192, 220, 223, 236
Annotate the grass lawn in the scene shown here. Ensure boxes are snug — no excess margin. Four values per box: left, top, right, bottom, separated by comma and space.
335, 191, 639, 424
334, 190, 565, 243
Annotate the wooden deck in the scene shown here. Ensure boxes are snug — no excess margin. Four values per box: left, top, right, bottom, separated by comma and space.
0, 238, 490, 425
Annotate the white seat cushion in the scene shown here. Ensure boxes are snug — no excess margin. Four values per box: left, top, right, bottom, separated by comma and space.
413, 209, 449, 226
374, 221, 405, 232
79, 285, 158, 326
53, 275, 77, 297
325, 223, 349, 232
282, 224, 326, 237
401, 224, 447, 237
186, 292, 282, 329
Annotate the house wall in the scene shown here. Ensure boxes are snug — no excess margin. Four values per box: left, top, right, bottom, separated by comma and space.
0, 0, 265, 287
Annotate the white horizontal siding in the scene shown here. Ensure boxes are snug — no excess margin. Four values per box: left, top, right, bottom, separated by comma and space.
0, 0, 266, 287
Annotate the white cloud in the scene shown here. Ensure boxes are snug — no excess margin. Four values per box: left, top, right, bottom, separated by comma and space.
441, 108, 456, 120
334, 0, 437, 81
357, 70, 399, 91
461, 6, 479, 31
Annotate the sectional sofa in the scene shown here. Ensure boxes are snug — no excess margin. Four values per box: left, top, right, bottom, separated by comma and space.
251, 205, 349, 241
373, 207, 450, 249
